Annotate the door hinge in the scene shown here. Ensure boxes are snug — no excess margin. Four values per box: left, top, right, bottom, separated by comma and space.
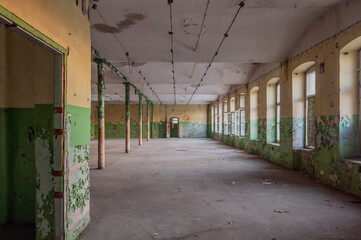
54, 129, 64, 136
54, 107, 63, 114
53, 170, 64, 177
54, 192, 63, 198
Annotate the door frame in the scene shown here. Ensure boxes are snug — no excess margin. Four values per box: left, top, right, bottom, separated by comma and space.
0, 6, 67, 239
170, 117, 179, 138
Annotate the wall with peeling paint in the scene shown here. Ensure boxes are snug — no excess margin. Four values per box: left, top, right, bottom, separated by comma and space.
0, 1, 91, 239
91, 104, 208, 138
0, 24, 55, 226
211, 21, 361, 198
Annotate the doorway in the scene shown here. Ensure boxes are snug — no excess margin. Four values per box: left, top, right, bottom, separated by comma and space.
170, 117, 179, 138
0, 8, 66, 240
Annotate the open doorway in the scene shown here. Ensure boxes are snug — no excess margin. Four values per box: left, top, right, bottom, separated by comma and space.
170, 117, 179, 138
0, 9, 65, 240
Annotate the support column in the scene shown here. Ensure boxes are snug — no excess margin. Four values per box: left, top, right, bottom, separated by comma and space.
97, 61, 105, 169
151, 103, 154, 138
125, 83, 130, 153
139, 93, 143, 146
147, 100, 150, 141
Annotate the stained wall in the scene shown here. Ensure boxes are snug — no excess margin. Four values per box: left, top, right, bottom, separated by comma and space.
0, 1, 91, 239
211, 21, 361, 198
91, 104, 208, 138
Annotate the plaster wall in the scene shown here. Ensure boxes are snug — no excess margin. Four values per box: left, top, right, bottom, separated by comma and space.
91, 104, 208, 138
211, 20, 361, 198
0, 25, 54, 225
0, 1, 92, 239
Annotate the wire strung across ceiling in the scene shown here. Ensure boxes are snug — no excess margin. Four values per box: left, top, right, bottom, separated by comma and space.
93, 6, 163, 105
187, 0, 246, 105
168, 0, 177, 105
92, 80, 126, 104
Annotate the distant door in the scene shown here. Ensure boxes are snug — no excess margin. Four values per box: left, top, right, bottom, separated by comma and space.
170, 117, 179, 138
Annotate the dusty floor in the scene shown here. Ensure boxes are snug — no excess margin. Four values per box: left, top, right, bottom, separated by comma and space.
79, 138, 361, 240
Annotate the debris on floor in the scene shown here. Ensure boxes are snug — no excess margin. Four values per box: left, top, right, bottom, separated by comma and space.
262, 181, 272, 185
273, 210, 289, 213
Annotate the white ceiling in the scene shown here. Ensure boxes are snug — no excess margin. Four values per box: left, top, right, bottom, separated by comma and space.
90, 0, 346, 104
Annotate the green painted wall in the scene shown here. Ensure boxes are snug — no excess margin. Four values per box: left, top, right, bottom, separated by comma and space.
66, 105, 91, 240
340, 114, 359, 158
34, 104, 54, 239
0, 108, 36, 223
90, 121, 207, 139
214, 116, 361, 198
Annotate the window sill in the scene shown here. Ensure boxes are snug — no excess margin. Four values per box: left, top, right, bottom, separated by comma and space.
342, 158, 361, 166
293, 148, 315, 153
268, 143, 280, 147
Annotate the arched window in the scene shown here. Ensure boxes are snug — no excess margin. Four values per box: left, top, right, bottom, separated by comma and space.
216, 103, 222, 133
267, 78, 280, 143
292, 62, 316, 149
339, 36, 361, 158
230, 97, 236, 134
211, 106, 215, 133
250, 87, 259, 140
224, 100, 228, 134
238, 94, 246, 137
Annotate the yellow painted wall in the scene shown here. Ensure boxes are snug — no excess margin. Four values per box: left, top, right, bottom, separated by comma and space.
92, 104, 151, 123
0, 0, 91, 108
211, 21, 361, 121
0, 25, 54, 107
91, 104, 208, 123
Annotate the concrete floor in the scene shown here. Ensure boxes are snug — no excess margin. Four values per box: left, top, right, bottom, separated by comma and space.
79, 138, 361, 240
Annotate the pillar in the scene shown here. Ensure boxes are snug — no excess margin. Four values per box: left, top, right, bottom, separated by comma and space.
147, 100, 150, 141
151, 103, 154, 138
139, 93, 143, 146
97, 60, 105, 169
125, 83, 130, 153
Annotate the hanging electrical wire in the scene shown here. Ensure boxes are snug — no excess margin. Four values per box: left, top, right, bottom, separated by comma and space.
92, 80, 126, 103
168, 0, 177, 105
187, 0, 246, 104
93, 6, 163, 105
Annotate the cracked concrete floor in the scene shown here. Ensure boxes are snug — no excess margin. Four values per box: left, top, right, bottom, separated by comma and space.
79, 138, 361, 240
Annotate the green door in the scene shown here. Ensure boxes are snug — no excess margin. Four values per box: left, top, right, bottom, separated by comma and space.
170, 117, 179, 138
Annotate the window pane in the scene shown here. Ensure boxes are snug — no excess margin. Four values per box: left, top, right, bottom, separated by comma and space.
276, 83, 280, 103
230, 98, 236, 112
306, 69, 316, 96
307, 97, 316, 147
240, 110, 246, 123
277, 123, 280, 142
235, 111, 240, 135
224, 102, 228, 113
240, 124, 246, 136
276, 105, 280, 123
240, 95, 245, 109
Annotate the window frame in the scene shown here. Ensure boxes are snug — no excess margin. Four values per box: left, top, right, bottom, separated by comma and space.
239, 94, 246, 137
235, 110, 240, 136
276, 82, 281, 143
305, 68, 316, 148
